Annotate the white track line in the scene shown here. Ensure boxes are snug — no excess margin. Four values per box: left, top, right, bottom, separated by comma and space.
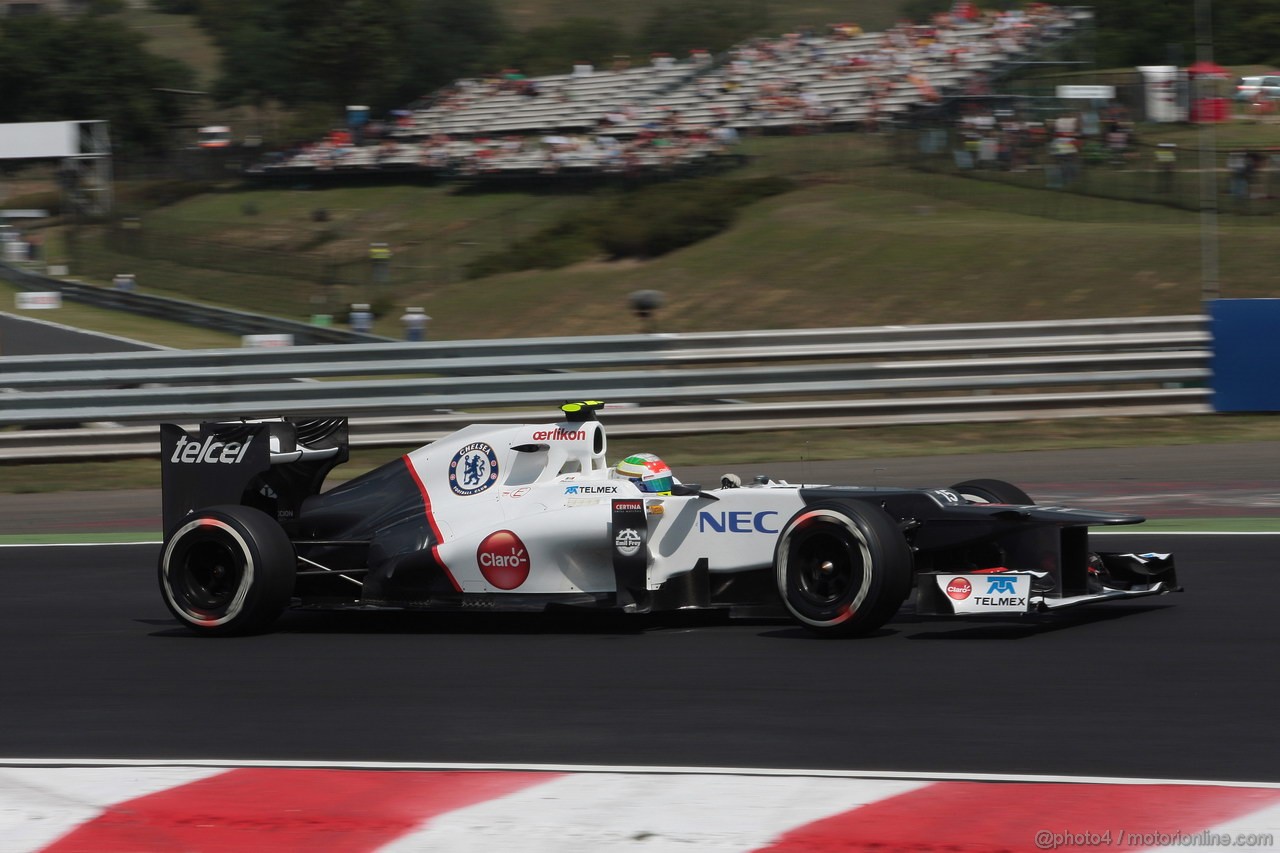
0, 758, 1277, 789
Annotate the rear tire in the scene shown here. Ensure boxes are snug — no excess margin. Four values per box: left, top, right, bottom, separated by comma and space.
951, 478, 1033, 506
775, 501, 912, 637
159, 505, 295, 636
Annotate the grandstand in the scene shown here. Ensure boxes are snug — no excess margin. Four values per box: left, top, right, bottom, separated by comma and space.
248, 4, 1091, 182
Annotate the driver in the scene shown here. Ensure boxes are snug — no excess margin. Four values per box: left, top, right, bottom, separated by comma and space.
615, 453, 675, 495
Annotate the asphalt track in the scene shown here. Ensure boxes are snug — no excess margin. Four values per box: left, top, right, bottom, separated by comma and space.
1, 534, 1276, 783
0, 311, 158, 356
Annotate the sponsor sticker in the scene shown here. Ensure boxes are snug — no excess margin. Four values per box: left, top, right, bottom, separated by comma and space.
476, 529, 530, 589
169, 433, 254, 465
450, 442, 499, 496
946, 577, 972, 600
936, 573, 1031, 613
531, 428, 587, 441
614, 528, 642, 557
613, 500, 643, 513
986, 576, 1018, 595
697, 510, 780, 534
564, 485, 619, 495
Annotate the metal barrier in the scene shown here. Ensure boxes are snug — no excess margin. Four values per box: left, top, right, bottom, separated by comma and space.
0, 261, 390, 346
0, 315, 1211, 460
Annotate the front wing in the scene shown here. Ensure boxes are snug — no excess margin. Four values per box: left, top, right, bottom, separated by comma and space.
915, 552, 1180, 616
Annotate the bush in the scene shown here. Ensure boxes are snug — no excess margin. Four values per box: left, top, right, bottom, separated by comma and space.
116, 179, 217, 209
2, 191, 61, 217
464, 176, 793, 277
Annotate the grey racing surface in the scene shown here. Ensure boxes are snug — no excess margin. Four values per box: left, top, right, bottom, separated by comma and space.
0, 312, 157, 355
1, 535, 1275, 782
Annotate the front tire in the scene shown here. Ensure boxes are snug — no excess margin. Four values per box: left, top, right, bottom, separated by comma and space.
158, 505, 295, 636
951, 478, 1033, 506
775, 501, 912, 637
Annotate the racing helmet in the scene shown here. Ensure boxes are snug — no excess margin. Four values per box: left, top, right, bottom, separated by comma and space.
616, 453, 674, 495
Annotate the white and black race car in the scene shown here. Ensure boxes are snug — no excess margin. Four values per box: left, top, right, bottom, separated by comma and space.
157, 402, 1178, 637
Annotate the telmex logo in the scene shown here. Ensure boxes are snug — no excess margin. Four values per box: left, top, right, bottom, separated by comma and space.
565, 485, 618, 495
170, 434, 254, 465
698, 510, 779, 534
532, 429, 586, 441
986, 577, 1018, 594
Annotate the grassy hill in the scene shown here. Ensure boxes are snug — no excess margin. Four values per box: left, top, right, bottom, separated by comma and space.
50, 130, 1276, 342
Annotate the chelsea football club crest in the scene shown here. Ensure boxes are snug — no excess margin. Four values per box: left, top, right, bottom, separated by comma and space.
449, 442, 499, 496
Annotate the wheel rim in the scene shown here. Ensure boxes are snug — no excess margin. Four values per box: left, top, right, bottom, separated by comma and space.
177, 540, 243, 611
794, 528, 862, 607
780, 511, 873, 626
162, 518, 255, 627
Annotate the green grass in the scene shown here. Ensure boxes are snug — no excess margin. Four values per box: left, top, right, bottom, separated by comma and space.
0, 278, 240, 350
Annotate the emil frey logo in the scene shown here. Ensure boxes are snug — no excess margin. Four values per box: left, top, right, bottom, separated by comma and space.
450, 442, 499, 496
615, 528, 642, 557
476, 529, 530, 589
170, 434, 254, 465
946, 577, 973, 600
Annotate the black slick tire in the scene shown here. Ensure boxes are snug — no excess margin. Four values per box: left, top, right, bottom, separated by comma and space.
158, 504, 295, 636
950, 478, 1033, 506
775, 501, 912, 637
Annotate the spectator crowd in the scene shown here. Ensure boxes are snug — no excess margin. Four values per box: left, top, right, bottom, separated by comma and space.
250, 4, 1090, 182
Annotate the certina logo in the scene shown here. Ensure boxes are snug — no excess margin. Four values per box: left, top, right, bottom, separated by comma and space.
946, 577, 972, 600
613, 500, 643, 513
697, 510, 779, 534
565, 485, 619, 495
449, 442, 499, 496
615, 528, 642, 556
531, 428, 587, 441
170, 434, 254, 465
476, 529, 530, 590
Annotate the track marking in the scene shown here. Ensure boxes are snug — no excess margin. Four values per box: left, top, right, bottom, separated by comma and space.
2, 759, 1279, 789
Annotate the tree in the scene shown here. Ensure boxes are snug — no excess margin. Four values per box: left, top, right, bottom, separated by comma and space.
205, 0, 507, 111
636, 0, 771, 56
498, 18, 629, 78
1089, 0, 1280, 69
396, 0, 507, 102
0, 14, 195, 154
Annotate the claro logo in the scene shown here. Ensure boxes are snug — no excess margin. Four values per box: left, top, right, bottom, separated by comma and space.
170, 434, 254, 464
476, 530, 531, 590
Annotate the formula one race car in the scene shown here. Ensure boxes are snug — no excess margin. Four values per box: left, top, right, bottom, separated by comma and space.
157, 402, 1179, 637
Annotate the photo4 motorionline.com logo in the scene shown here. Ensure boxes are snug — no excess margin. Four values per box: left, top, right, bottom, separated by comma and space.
1034, 829, 1274, 849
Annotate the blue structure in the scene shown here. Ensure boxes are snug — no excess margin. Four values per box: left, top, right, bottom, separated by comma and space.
1211, 299, 1280, 411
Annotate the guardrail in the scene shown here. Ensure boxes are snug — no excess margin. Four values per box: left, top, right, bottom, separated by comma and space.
0, 261, 389, 346
0, 316, 1211, 460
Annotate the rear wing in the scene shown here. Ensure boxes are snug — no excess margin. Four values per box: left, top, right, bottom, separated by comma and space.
160, 418, 349, 534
